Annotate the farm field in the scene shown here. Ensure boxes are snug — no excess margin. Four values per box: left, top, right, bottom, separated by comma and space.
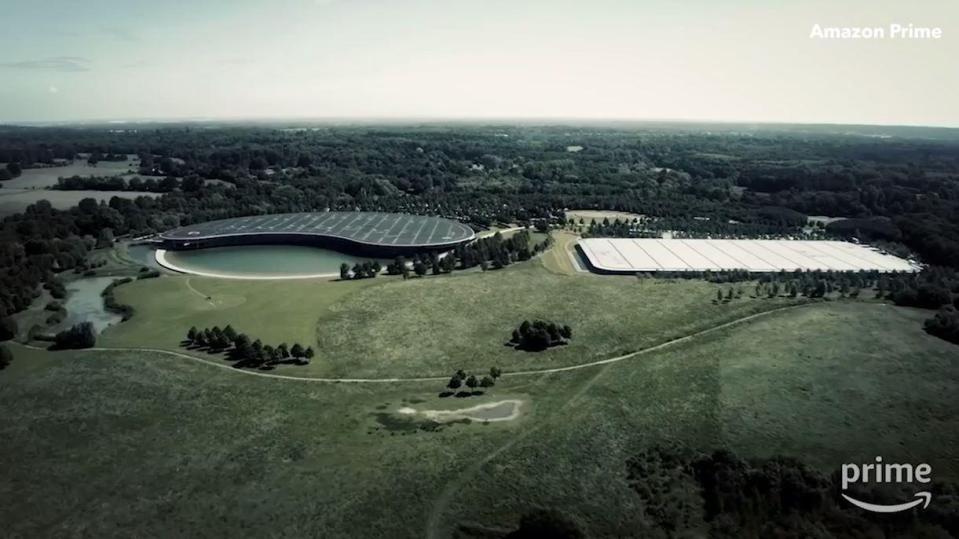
0, 188, 158, 217
2, 302, 957, 538
1, 157, 138, 189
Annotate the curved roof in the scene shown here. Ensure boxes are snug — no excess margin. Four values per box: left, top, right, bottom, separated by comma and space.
160, 212, 475, 248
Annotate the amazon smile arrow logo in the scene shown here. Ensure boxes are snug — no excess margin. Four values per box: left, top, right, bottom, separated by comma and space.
841, 458, 933, 513
842, 491, 931, 513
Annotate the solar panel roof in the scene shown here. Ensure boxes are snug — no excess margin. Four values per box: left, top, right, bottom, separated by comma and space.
160, 212, 475, 248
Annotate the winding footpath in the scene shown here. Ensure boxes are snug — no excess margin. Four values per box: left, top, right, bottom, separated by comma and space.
22, 302, 814, 384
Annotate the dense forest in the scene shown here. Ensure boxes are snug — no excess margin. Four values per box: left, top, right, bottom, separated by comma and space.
1, 123, 958, 336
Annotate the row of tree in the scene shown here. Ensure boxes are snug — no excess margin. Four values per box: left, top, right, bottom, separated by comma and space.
445, 367, 501, 394
54, 175, 181, 193
184, 325, 314, 368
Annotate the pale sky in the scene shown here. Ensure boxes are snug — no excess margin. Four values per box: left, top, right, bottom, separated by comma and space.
0, 0, 956, 126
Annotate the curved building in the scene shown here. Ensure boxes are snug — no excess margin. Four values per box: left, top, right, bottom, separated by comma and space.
159, 211, 475, 256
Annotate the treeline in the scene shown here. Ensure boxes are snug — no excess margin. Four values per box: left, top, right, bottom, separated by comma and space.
625, 446, 959, 537
347, 230, 551, 281
2, 124, 959, 330
54, 175, 181, 193
102, 278, 135, 320
183, 325, 314, 369
579, 210, 812, 240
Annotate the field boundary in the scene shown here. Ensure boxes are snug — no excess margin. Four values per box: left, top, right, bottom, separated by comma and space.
20, 301, 817, 383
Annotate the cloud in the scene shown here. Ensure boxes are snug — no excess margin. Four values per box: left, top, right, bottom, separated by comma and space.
101, 26, 139, 43
48, 85, 59, 94
0, 56, 91, 72
121, 59, 155, 69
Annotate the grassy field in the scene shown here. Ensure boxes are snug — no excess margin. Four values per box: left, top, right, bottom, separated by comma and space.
3, 301, 957, 538
1, 158, 137, 189
0, 189, 159, 217
102, 259, 801, 378
100, 274, 378, 352
315, 265, 801, 378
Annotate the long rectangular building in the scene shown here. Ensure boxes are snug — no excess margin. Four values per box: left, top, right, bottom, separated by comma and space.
578, 238, 918, 273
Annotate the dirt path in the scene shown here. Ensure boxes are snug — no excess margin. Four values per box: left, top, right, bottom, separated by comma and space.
425, 358, 614, 538
19, 302, 815, 385
184, 278, 216, 306
541, 231, 584, 276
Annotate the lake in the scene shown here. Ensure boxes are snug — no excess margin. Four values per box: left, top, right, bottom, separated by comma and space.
61, 277, 124, 334
160, 245, 392, 278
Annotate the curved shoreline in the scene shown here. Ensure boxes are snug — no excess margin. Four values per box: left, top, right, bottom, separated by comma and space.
155, 249, 341, 280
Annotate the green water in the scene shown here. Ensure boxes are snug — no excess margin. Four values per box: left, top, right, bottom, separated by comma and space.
62, 277, 123, 333
163, 245, 390, 276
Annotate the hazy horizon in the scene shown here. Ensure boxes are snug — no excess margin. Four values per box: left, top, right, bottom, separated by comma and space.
2, 0, 956, 127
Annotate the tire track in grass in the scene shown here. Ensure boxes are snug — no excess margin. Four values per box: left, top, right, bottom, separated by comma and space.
425, 358, 615, 539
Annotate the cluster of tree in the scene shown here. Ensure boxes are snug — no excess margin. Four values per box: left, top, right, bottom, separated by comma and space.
509, 320, 572, 351
924, 306, 959, 344
54, 175, 180, 193
86, 151, 130, 164
52, 322, 96, 350
445, 367, 501, 395
0, 162, 23, 181
184, 325, 314, 368
0, 316, 17, 341
339, 260, 382, 280
625, 445, 959, 537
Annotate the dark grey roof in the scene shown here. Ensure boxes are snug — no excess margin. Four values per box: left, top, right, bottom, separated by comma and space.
160, 212, 475, 248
